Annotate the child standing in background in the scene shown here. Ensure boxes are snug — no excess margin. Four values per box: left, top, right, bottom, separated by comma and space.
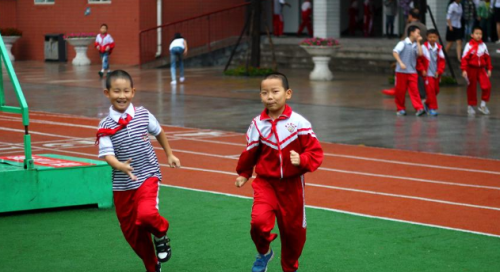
95, 24, 115, 78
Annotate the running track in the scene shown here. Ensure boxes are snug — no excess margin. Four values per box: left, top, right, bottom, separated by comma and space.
1, 111, 500, 238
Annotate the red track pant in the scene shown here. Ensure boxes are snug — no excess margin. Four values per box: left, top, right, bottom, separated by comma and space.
298, 10, 313, 36
424, 76, 440, 110
114, 177, 169, 272
466, 67, 491, 106
273, 14, 284, 36
395, 72, 424, 111
251, 176, 306, 272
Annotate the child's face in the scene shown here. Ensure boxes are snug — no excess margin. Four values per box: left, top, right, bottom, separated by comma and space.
260, 78, 292, 114
427, 33, 438, 44
471, 29, 483, 41
104, 78, 135, 113
410, 29, 421, 40
100, 26, 108, 34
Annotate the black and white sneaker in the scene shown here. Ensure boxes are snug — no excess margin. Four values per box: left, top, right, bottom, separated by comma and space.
154, 235, 172, 263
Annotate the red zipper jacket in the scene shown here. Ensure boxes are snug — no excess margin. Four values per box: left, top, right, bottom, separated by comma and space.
236, 105, 323, 180
461, 39, 492, 71
417, 41, 446, 76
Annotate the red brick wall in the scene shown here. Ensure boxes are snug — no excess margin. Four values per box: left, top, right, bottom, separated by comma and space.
8, 0, 140, 65
0, 0, 18, 29
1, 0, 247, 65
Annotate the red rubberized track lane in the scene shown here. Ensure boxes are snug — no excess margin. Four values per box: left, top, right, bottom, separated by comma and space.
1, 111, 500, 236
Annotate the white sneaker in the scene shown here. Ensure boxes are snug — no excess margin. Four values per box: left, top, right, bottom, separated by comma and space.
467, 106, 476, 115
478, 105, 490, 115
497, 49, 500, 54
170, 80, 177, 85
180, 77, 185, 83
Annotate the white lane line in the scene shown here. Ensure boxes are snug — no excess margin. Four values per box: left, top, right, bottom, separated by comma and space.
25, 146, 500, 211
318, 168, 500, 190
324, 153, 500, 176
3, 126, 499, 190
160, 184, 500, 239
0, 127, 74, 139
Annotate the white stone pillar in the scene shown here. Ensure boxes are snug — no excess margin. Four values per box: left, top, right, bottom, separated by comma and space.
313, 0, 340, 38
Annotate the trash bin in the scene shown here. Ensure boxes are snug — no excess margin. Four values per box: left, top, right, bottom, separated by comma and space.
44, 34, 67, 62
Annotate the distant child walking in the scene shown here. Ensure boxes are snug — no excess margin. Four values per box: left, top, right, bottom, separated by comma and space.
417, 29, 446, 116
461, 26, 493, 115
95, 24, 115, 78
393, 25, 426, 116
235, 73, 324, 272
96, 70, 181, 272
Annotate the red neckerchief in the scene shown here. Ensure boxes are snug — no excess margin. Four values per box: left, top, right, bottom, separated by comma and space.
468, 39, 483, 58
95, 113, 132, 145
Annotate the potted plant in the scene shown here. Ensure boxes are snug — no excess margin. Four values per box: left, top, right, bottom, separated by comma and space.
1, 28, 22, 62
299, 37, 340, 81
65, 33, 96, 65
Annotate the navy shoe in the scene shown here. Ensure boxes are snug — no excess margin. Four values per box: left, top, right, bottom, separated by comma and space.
396, 110, 406, 116
98, 71, 104, 78
154, 235, 172, 263
428, 109, 438, 116
252, 249, 274, 272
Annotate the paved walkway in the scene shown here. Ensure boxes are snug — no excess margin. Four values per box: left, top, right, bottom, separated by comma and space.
3, 61, 500, 159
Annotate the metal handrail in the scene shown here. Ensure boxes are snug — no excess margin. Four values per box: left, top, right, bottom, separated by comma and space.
139, 2, 250, 66
0, 34, 34, 170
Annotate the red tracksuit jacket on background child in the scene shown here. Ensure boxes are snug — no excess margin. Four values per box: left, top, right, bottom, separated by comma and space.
417, 29, 446, 116
461, 26, 493, 116
235, 73, 323, 272
96, 70, 180, 272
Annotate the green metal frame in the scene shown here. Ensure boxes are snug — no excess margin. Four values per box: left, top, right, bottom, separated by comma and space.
0, 33, 34, 170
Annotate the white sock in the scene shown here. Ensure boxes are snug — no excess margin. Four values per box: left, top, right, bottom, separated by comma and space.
100, 69, 104, 72
480, 101, 486, 107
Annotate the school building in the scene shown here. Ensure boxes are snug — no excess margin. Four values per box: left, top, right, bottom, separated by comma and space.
0, 0, 455, 66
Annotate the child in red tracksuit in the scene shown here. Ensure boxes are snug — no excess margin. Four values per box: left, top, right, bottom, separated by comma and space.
96, 70, 181, 272
95, 23, 115, 78
235, 73, 323, 272
461, 26, 493, 115
417, 29, 446, 116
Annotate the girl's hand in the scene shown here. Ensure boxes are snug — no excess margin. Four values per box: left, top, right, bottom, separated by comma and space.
487, 70, 492, 78
235, 176, 248, 188
167, 154, 181, 168
121, 158, 137, 180
290, 150, 301, 166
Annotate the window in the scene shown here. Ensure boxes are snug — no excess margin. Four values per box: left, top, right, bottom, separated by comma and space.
89, 0, 111, 3
34, 0, 55, 4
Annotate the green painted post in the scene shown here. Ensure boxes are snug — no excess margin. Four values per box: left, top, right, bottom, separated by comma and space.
0, 33, 33, 169
0, 53, 4, 107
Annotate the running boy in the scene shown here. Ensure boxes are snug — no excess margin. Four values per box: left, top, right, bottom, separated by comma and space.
235, 73, 324, 272
95, 24, 115, 78
461, 26, 493, 115
393, 25, 425, 116
417, 29, 446, 116
96, 70, 180, 272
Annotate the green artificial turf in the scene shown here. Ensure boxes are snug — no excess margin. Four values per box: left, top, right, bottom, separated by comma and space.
0, 186, 499, 272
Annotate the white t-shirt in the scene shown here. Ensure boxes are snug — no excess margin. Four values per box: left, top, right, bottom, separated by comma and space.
301, 1, 311, 12
169, 38, 185, 50
447, 2, 463, 29
274, 0, 286, 15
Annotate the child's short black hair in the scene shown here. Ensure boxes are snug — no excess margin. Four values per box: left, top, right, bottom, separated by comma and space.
427, 29, 439, 36
101, 23, 108, 29
409, 8, 420, 20
262, 72, 289, 90
472, 26, 483, 34
106, 70, 134, 90
407, 25, 420, 37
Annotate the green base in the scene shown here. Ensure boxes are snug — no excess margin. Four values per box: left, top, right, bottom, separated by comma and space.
0, 154, 112, 213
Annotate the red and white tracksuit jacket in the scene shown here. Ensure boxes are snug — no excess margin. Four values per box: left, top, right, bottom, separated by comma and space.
417, 42, 446, 110
461, 39, 492, 106
95, 33, 115, 54
236, 104, 323, 180
236, 105, 323, 272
